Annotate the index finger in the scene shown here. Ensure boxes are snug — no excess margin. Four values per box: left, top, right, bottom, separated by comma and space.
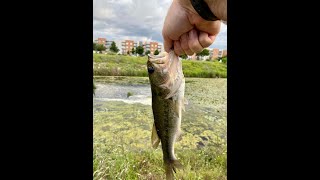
162, 33, 173, 53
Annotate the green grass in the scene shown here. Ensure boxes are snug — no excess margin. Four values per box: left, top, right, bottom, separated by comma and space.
127, 91, 134, 98
93, 54, 226, 78
94, 141, 226, 180
182, 61, 227, 78
93, 77, 227, 179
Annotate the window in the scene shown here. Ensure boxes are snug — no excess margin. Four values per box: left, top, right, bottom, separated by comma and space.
126, 42, 129, 45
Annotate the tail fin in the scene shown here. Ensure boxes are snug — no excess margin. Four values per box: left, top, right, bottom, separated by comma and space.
165, 160, 183, 180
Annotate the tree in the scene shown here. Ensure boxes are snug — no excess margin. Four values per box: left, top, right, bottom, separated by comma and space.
131, 48, 135, 54
179, 54, 188, 59
93, 42, 97, 50
96, 44, 106, 52
136, 46, 144, 55
196, 49, 210, 56
109, 41, 119, 53
145, 50, 151, 55
221, 57, 227, 63
154, 49, 159, 55
127, 51, 130, 55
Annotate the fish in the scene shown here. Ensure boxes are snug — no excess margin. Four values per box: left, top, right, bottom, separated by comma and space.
147, 50, 187, 180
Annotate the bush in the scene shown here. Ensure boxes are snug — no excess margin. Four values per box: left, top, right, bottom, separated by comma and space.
93, 54, 226, 78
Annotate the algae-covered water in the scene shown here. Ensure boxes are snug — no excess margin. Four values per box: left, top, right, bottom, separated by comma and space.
93, 76, 227, 180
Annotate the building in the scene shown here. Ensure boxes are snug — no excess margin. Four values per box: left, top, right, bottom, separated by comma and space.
211, 48, 220, 60
96, 38, 106, 45
211, 48, 227, 60
105, 41, 113, 49
144, 41, 161, 54
157, 44, 162, 53
121, 40, 135, 54
137, 41, 144, 47
94, 38, 112, 49
217, 49, 227, 58
150, 42, 158, 54
189, 54, 197, 60
94, 38, 165, 55
222, 49, 227, 57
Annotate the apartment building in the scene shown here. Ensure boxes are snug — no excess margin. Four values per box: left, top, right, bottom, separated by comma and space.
211, 48, 220, 59
222, 50, 227, 57
95, 38, 165, 55
96, 38, 106, 45
103, 41, 114, 49
121, 40, 135, 54
210, 48, 227, 60
144, 41, 161, 54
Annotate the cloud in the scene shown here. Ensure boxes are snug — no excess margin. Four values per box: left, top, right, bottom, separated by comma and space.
93, 0, 227, 49
210, 23, 227, 49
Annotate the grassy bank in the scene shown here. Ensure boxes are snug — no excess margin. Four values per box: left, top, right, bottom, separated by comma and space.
93, 54, 227, 78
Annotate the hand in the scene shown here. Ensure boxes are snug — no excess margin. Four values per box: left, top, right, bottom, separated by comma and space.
162, 0, 225, 55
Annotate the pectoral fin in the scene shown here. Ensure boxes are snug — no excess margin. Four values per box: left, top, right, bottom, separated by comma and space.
151, 123, 160, 149
182, 98, 188, 112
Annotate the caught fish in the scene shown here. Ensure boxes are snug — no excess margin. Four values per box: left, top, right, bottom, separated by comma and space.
147, 50, 187, 180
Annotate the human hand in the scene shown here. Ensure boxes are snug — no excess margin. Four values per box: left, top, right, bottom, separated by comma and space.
162, 0, 226, 55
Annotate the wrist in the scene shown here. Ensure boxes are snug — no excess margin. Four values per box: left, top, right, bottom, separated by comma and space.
176, 0, 226, 22
175, 0, 198, 15
204, 0, 227, 21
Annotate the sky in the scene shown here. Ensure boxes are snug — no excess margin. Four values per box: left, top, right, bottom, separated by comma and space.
93, 0, 227, 50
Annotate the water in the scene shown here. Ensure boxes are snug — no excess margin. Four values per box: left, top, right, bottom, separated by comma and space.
94, 83, 152, 105
93, 78, 227, 145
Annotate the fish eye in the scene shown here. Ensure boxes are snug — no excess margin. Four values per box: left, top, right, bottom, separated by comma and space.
148, 66, 155, 74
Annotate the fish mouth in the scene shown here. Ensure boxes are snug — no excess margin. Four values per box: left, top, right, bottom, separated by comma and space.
147, 53, 167, 65
147, 52, 171, 87
147, 52, 169, 74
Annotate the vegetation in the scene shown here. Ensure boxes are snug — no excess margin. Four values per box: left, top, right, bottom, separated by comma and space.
145, 50, 151, 55
136, 46, 144, 56
93, 77, 227, 180
196, 49, 210, 56
179, 54, 188, 59
131, 48, 135, 55
95, 44, 106, 52
154, 49, 159, 55
93, 54, 226, 78
110, 41, 119, 53
220, 57, 227, 64
93, 42, 97, 50
127, 91, 133, 98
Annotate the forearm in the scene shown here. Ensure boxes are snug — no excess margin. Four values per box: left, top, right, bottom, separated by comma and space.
205, 0, 227, 21
177, 0, 227, 22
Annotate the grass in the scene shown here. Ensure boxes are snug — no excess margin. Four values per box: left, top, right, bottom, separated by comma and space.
93, 77, 227, 179
127, 92, 134, 98
94, 141, 226, 180
93, 54, 227, 78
